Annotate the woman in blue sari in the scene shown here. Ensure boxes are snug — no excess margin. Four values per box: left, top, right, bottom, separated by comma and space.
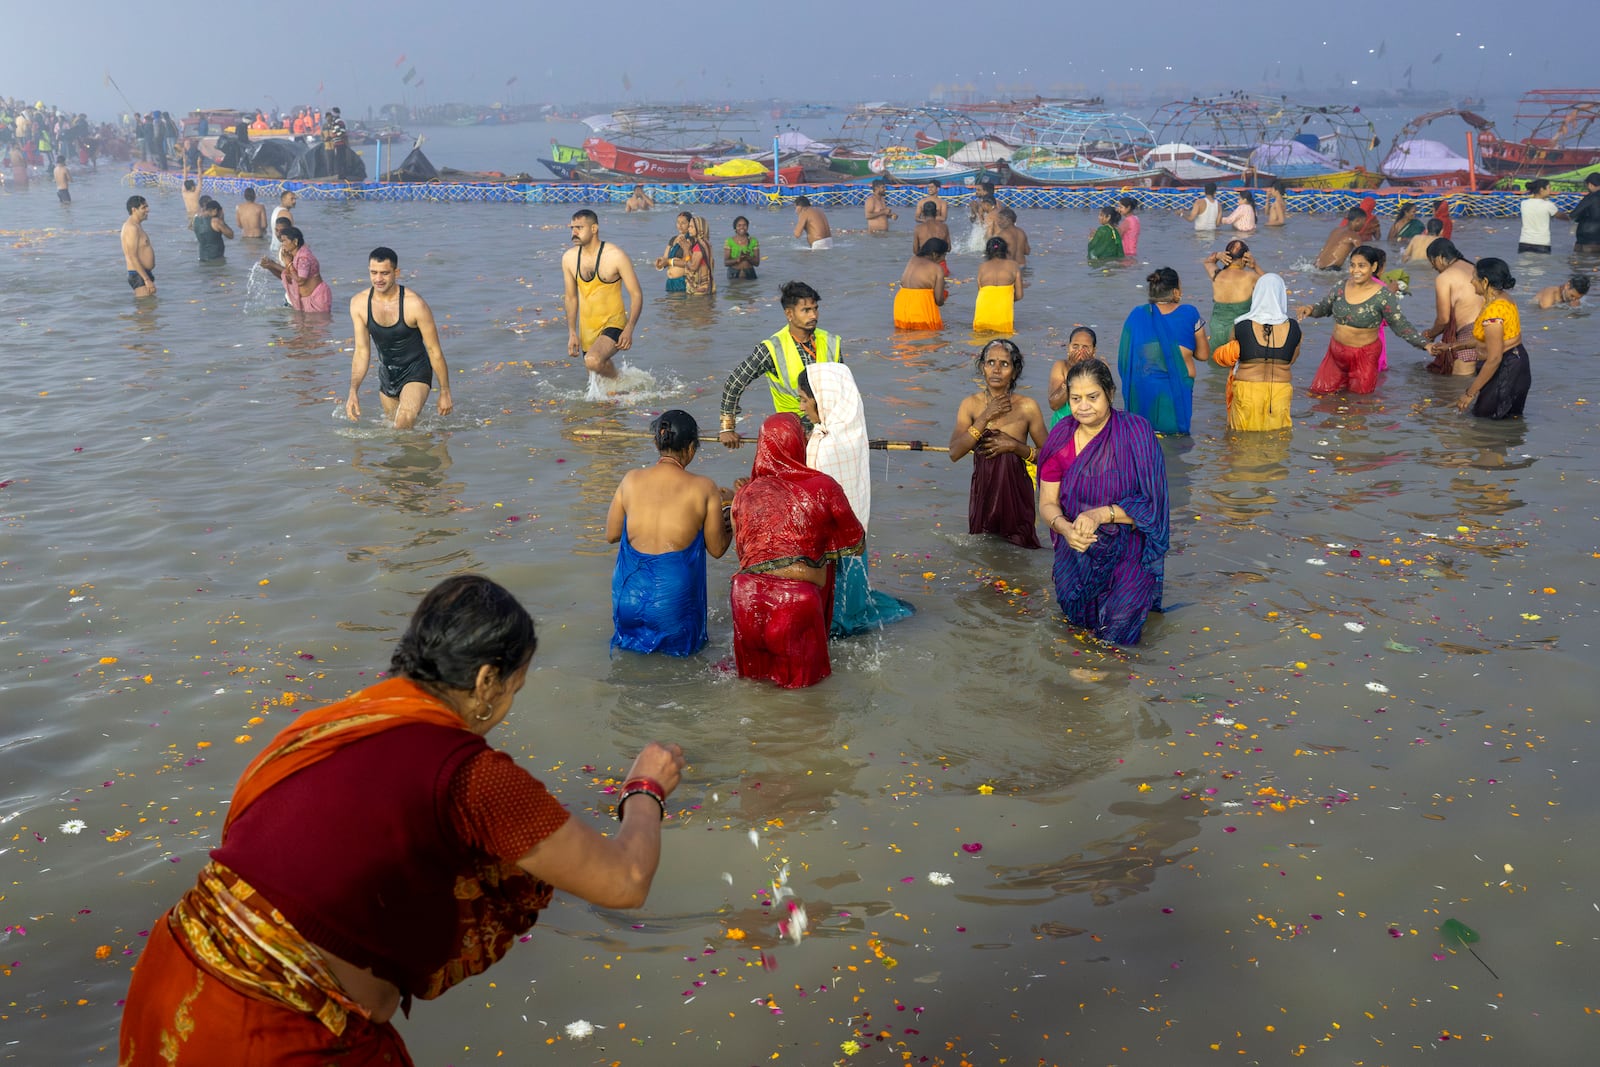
1037, 359, 1170, 646
1116, 267, 1210, 434
798, 363, 915, 636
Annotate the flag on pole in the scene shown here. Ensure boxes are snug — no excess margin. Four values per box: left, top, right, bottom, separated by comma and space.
414, 78, 425, 88
316, 80, 325, 94
394, 54, 407, 68
506, 75, 518, 86
1401, 65, 1412, 78
1432, 52, 1443, 64
1376, 40, 1387, 58
402, 67, 417, 84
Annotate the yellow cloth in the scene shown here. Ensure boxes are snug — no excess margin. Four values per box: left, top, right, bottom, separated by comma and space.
1471, 297, 1520, 346
576, 249, 627, 351
893, 287, 943, 330
972, 285, 1014, 333
1228, 380, 1293, 431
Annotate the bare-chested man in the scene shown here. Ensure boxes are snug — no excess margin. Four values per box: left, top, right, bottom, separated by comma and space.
912, 200, 951, 256
792, 195, 832, 249
915, 179, 947, 223
990, 207, 1031, 268
624, 184, 654, 212
235, 187, 267, 237
968, 180, 996, 223
346, 246, 454, 429
561, 209, 644, 379
1537, 275, 1589, 308
53, 156, 70, 203
863, 178, 896, 233
121, 195, 156, 297
1265, 180, 1287, 227
1314, 208, 1368, 271
181, 176, 203, 223
1422, 237, 1486, 376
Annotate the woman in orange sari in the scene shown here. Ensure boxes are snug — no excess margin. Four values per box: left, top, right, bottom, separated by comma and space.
119, 576, 685, 1065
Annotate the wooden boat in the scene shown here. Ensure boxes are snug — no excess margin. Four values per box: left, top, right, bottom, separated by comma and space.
538, 157, 587, 180
1008, 148, 1162, 187
1479, 89, 1600, 175
868, 146, 978, 183
1380, 110, 1497, 189
581, 137, 697, 181
1141, 144, 1272, 187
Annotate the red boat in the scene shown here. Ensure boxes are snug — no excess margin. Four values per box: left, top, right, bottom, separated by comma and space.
581, 137, 696, 181
1478, 89, 1600, 175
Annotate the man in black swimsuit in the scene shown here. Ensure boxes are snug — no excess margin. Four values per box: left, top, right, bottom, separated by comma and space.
345, 246, 453, 429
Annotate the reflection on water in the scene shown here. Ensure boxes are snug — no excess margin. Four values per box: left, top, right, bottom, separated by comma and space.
8, 177, 1600, 1065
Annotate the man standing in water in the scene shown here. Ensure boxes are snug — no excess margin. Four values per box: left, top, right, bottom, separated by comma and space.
346, 246, 454, 429
915, 179, 947, 222
121, 195, 156, 297
1314, 208, 1368, 271
235, 187, 266, 237
269, 189, 296, 257
718, 280, 842, 447
624, 185, 654, 212
1421, 237, 1485, 375
561, 209, 644, 380
792, 196, 832, 249
53, 156, 70, 203
863, 179, 896, 233
193, 199, 234, 261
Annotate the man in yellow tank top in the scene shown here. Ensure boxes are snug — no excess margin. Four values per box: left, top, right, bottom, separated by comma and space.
718, 281, 843, 448
561, 209, 643, 379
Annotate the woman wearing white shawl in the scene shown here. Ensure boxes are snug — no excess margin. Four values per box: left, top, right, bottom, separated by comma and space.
799, 363, 915, 636
1213, 272, 1301, 431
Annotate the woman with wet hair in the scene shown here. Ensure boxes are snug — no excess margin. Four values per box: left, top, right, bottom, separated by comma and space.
1296, 244, 1431, 395
1433, 258, 1531, 419
606, 410, 734, 655
1038, 358, 1169, 645
122, 576, 686, 1063
1087, 204, 1124, 261
1117, 267, 1210, 434
949, 339, 1048, 548
973, 236, 1023, 333
1202, 239, 1261, 348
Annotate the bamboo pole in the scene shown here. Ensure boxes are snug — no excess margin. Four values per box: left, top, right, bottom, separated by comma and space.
566, 427, 950, 452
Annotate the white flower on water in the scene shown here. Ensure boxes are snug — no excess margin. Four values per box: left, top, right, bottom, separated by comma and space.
1305, 558, 1327, 567
927, 872, 954, 886
1344, 622, 1366, 633
59, 820, 86, 835
564, 1020, 595, 1041
1366, 682, 1390, 693
748, 829, 760, 848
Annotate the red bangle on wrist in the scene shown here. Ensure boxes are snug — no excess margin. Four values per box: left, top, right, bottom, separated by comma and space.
616, 777, 668, 821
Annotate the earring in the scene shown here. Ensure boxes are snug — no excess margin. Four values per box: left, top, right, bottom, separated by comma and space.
473, 700, 493, 722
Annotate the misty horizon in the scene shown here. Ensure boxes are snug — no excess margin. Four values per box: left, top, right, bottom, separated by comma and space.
8, 4, 1593, 123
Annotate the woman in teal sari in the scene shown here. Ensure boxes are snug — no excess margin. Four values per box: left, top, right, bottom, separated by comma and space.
1116, 267, 1210, 434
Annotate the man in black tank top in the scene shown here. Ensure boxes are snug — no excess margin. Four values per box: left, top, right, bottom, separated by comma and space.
346, 246, 453, 429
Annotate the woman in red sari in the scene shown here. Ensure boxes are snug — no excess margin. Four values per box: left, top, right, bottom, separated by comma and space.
119, 576, 685, 1065
730, 413, 865, 688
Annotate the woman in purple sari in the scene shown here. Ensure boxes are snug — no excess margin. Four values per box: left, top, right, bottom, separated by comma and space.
1037, 359, 1170, 645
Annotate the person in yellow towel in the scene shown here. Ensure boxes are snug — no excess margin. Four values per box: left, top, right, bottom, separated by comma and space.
973, 236, 1023, 333
894, 237, 947, 330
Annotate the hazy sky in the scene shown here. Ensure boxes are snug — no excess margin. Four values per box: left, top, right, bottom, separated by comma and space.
9, 5, 1592, 118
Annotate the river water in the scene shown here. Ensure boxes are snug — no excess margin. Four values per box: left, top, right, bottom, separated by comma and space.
2, 131, 1597, 1067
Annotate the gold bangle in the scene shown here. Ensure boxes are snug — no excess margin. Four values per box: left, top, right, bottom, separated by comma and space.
720, 416, 736, 433
968, 425, 983, 441
1026, 446, 1038, 465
